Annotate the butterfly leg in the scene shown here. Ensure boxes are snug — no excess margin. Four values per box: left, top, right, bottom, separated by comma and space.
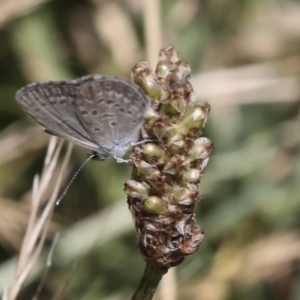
113, 155, 131, 164
130, 139, 154, 147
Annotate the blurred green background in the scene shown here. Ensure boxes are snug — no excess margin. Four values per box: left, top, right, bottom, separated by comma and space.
0, 0, 300, 299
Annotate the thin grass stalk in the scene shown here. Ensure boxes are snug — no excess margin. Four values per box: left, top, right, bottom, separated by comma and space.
15, 138, 64, 272
0, 0, 48, 28
7, 139, 73, 300
143, 0, 161, 68
13, 137, 62, 278
32, 232, 60, 300
131, 3, 172, 299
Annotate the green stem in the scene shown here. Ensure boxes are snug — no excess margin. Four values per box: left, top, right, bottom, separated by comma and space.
131, 262, 168, 300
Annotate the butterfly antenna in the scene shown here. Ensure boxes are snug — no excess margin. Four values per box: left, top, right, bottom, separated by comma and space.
56, 154, 96, 205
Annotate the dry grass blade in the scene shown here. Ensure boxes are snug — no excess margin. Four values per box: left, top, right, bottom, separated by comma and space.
93, 2, 141, 73
143, 0, 161, 67
155, 268, 177, 300
179, 232, 300, 300
32, 232, 60, 300
0, 0, 48, 28
0, 199, 32, 251
191, 59, 300, 105
0, 123, 49, 166
6, 137, 73, 300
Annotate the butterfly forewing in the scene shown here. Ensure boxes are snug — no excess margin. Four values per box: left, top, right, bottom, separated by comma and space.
16, 80, 99, 151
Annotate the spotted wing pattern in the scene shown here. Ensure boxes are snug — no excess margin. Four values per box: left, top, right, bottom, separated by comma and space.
16, 75, 149, 159
75, 76, 149, 157
16, 78, 99, 151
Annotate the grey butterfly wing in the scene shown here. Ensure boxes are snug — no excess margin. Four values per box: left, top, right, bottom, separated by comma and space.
75, 76, 149, 156
16, 80, 99, 152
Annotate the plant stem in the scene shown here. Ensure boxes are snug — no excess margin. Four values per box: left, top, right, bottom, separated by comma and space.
131, 262, 168, 300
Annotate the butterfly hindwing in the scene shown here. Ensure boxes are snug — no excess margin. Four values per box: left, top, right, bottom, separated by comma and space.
75, 76, 149, 156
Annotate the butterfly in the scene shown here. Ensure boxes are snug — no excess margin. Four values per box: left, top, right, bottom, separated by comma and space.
16, 75, 149, 160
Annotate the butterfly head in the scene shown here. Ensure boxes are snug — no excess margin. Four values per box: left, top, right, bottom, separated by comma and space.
90, 150, 111, 161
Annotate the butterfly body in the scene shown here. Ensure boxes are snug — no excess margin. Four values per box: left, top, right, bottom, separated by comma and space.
16, 75, 149, 160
